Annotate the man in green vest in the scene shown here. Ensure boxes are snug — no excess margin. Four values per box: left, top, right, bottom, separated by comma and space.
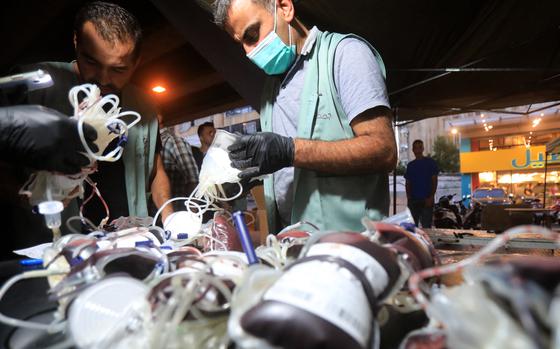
8, 2, 174, 245
213, 0, 397, 233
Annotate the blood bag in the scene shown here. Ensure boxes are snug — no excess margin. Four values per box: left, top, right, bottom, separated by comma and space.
237, 232, 402, 349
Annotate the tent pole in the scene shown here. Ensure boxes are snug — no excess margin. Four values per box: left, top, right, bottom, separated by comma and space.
389, 57, 487, 96
393, 107, 398, 215
543, 152, 548, 210
391, 67, 560, 72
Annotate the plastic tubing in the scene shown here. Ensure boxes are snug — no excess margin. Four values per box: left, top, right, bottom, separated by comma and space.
98, 94, 119, 116
278, 221, 320, 235
195, 181, 243, 203
150, 269, 234, 348
152, 197, 205, 228
71, 83, 141, 163
114, 110, 141, 129
408, 225, 560, 310
0, 270, 67, 332
202, 233, 229, 251
153, 183, 236, 230
224, 210, 256, 228
170, 273, 200, 326
169, 271, 233, 325
82, 177, 110, 228
185, 184, 214, 213
68, 84, 100, 116
65, 215, 96, 234
77, 117, 130, 162
256, 235, 283, 268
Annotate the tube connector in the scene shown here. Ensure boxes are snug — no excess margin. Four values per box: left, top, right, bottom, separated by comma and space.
37, 200, 64, 229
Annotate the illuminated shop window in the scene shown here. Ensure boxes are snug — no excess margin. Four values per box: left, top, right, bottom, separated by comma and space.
495, 169, 560, 205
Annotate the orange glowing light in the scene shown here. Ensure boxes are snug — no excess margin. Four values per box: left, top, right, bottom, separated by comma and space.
152, 85, 166, 93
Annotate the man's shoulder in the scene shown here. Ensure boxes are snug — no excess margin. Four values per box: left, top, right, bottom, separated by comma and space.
427, 157, 439, 172
425, 157, 438, 165
407, 158, 434, 170
414, 157, 437, 165
335, 35, 370, 51
329, 32, 376, 57
418, 157, 439, 172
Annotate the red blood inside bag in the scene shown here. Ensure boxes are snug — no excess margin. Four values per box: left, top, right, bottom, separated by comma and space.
240, 232, 402, 349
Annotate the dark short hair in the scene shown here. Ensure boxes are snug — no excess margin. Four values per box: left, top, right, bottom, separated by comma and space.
412, 139, 424, 147
213, 0, 274, 28
197, 122, 215, 138
74, 1, 143, 59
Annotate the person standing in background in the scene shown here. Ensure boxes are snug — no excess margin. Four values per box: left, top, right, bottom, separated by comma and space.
160, 126, 199, 211
198, 122, 217, 155
405, 139, 439, 228
192, 122, 216, 171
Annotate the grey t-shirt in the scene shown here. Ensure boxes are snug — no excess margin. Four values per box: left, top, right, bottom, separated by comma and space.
272, 27, 390, 226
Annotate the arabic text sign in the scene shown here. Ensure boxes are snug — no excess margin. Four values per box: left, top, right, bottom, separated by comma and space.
460, 146, 560, 173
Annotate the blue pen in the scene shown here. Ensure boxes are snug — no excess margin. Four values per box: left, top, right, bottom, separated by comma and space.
19, 259, 44, 267
135, 240, 154, 248
232, 211, 259, 265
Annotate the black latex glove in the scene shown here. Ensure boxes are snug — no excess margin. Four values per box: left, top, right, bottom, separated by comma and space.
228, 132, 294, 180
221, 178, 263, 199
0, 105, 98, 174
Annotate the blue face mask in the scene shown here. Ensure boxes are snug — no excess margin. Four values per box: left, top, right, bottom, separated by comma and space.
247, 6, 296, 75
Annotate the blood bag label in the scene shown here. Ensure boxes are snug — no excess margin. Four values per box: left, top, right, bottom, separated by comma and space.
265, 260, 376, 347
306, 242, 389, 296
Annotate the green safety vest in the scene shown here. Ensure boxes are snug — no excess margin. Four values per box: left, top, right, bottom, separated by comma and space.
25, 62, 158, 218
121, 85, 158, 217
260, 31, 390, 233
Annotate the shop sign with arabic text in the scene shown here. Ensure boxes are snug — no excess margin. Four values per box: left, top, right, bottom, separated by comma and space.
460, 146, 560, 173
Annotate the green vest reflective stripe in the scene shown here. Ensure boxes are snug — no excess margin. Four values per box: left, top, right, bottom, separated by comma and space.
260, 31, 389, 233
121, 86, 159, 217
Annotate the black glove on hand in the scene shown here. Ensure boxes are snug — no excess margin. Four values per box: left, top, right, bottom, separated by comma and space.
221, 178, 263, 199
228, 132, 294, 180
0, 105, 98, 174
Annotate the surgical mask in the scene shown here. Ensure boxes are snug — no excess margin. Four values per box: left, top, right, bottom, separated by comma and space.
247, 5, 296, 75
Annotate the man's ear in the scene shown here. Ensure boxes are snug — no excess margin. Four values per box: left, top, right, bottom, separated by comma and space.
132, 54, 141, 70
73, 31, 78, 51
277, 0, 295, 23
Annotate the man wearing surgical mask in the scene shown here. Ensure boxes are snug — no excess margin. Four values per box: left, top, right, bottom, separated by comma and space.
214, 0, 397, 233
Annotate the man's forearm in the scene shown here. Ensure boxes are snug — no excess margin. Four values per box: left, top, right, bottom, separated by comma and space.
151, 154, 173, 221
293, 111, 397, 174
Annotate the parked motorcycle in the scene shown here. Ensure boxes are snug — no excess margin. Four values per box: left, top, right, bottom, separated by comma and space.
433, 194, 462, 229
462, 196, 482, 230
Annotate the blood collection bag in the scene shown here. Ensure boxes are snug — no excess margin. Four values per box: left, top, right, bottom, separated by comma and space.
239, 232, 402, 349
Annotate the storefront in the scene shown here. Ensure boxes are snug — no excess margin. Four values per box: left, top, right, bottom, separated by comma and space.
460, 144, 560, 206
